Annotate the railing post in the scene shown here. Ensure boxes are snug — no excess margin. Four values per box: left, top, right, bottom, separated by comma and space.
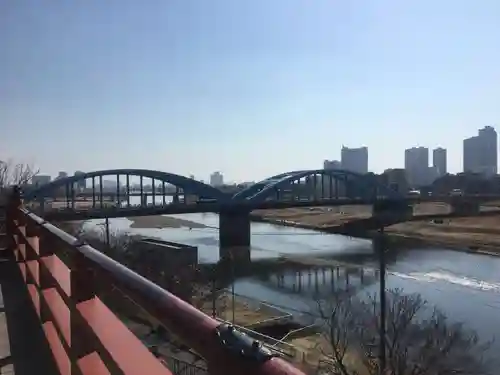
70, 249, 98, 374
30, 222, 59, 323
7, 186, 23, 261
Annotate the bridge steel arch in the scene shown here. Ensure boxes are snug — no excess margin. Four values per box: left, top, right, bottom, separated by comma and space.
240, 169, 404, 203
23, 169, 231, 201
231, 170, 307, 200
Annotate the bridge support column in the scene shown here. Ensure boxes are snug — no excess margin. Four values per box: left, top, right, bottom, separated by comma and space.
372, 200, 413, 226
37, 196, 45, 215
450, 200, 479, 215
219, 210, 251, 250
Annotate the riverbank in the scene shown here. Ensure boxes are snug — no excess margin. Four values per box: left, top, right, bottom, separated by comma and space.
127, 215, 209, 229
62, 206, 500, 256
252, 204, 500, 256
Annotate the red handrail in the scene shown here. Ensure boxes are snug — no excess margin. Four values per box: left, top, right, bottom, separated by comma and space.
8, 187, 307, 375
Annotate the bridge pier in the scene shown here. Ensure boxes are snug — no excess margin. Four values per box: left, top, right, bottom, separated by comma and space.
219, 210, 251, 249
450, 199, 480, 215
219, 247, 251, 263
372, 200, 413, 225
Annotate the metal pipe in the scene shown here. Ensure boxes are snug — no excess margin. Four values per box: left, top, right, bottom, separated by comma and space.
105, 217, 110, 251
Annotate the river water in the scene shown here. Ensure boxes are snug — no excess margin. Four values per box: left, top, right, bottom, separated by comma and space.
85, 197, 500, 350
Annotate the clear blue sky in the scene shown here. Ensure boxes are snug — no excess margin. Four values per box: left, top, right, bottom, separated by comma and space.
1, 1, 499, 182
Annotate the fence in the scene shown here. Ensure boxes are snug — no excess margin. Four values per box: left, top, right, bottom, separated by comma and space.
6, 187, 306, 375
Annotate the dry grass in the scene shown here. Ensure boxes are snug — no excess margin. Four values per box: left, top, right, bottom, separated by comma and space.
290, 334, 368, 374
198, 293, 286, 326
254, 203, 450, 227
387, 216, 500, 251
254, 203, 500, 253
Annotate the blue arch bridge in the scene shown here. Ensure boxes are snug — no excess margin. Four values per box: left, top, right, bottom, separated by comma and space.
22, 168, 489, 250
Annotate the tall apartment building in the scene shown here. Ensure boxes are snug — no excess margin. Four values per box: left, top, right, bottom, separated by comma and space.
340, 146, 368, 174
432, 147, 447, 177
463, 126, 497, 176
405, 147, 429, 187
209, 172, 224, 187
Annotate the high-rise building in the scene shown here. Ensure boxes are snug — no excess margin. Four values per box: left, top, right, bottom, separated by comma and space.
405, 147, 429, 187
323, 160, 341, 170
433, 147, 447, 177
340, 146, 368, 174
463, 126, 497, 176
210, 172, 224, 187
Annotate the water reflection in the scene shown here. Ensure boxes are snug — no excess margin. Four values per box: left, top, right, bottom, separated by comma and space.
84, 209, 500, 353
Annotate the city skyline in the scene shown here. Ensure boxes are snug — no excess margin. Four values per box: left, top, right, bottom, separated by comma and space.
2, 1, 500, 181
30, 125, 496, 184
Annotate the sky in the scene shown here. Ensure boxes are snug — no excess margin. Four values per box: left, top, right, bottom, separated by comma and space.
1, 1, 500, 183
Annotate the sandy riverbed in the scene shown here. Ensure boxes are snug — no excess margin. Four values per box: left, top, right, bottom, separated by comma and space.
61, 201, 500, 253
127, 216, 208, 229
254, 202, 500, 254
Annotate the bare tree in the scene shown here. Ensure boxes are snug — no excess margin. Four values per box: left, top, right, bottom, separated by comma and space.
58, 221, 211, 301
0, 159, 39, 188
315, 289, 493, 375
315, 289, 363, 375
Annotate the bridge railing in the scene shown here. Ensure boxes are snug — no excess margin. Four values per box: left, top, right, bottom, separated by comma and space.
6, 188, 306, 375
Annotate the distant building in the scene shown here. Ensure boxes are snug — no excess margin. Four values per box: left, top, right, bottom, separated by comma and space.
382, 169, 408, 193
323, 159, 342, 170
56, 171, 68, 180
432, 147, 447, 177
239, 181, 255, 187
209, 172, 224, 187
74, 171, 86, 190
320, 159, 344, 196
463, 126, 497, 176
31, 175, 51, 187
405, 147, 429, 188
341, 146, 368, 174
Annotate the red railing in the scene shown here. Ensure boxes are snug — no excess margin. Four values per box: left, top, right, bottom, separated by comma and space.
6, 187, 306, 375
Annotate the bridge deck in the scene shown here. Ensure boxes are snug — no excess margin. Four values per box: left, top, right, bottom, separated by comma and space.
0, 256, 58, 375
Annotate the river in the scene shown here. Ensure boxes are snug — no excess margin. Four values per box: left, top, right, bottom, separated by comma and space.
84, 197, 500, 351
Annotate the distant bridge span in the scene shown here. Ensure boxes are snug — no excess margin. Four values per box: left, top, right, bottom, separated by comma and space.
23, 169, 230, 201
24, 168, 405, 203
234, 169, 404, 201
24, 168, 500, 249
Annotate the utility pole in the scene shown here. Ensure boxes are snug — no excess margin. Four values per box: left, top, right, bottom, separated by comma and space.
105, 217, 110, 250
231, 249, 235, 323
378, 226, 387, 375
212, 266, 217, 318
